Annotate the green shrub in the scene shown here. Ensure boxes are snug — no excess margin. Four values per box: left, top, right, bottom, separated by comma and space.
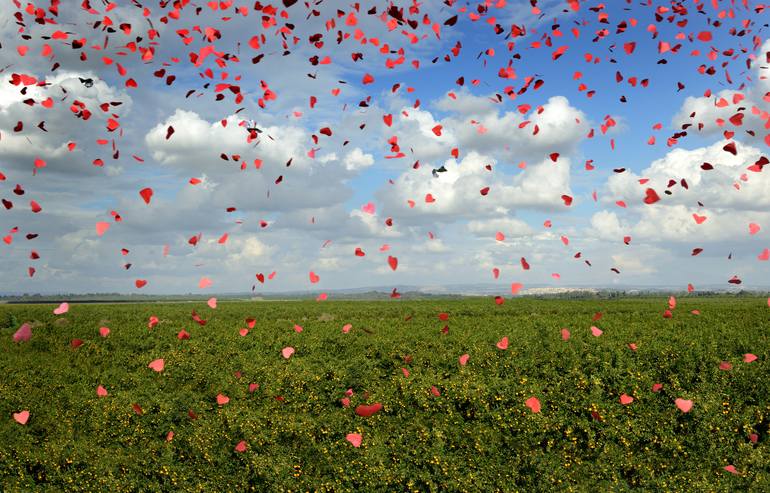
1, 298, 768, 491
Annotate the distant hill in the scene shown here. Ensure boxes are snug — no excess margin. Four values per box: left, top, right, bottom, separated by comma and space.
0, 284, 768, 303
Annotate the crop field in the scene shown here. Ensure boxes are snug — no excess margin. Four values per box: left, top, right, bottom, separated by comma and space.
1, 297, 769, 492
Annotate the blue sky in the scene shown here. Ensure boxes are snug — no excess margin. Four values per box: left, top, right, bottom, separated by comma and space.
0, 0, 768, 294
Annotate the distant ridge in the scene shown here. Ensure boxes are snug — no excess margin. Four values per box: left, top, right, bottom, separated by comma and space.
0, 283, 768, 303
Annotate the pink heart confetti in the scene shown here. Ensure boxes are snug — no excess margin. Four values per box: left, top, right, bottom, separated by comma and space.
13, 410, 30, 425
525, 396, 541, 413
13, 323, 32, 343
675, 398, 693, 413
198, 277, 212, 289
148, 359, 165, 372
496, 336, 509, 350
346, 433, 362, 447
619, 394, 634, 405
95, 222, 110, 236
53, 302, 69, 315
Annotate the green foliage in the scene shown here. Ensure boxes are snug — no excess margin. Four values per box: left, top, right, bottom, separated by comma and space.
0, 298, 768, 492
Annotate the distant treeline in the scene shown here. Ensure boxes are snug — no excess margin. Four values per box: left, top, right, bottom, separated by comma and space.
0, 289, 767, 304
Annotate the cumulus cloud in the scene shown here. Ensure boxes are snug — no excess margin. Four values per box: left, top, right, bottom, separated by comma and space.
590, 204, 770, 244
592, 138, 770, 251
671, 39, 770, 143
377, 151, 574, 223
386, 92, 588, 165
467, 217, 533, 238
145, 110, 305, 170
605, 140, 768, 210
610, 251, 659, 276
143, 109, 370, 213
0, 71, 133, 177
343, 148, 375, 171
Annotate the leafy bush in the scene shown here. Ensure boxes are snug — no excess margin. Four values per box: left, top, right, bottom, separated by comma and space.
0, 298, 768, 491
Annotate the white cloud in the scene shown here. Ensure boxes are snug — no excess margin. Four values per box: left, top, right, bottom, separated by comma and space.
222, 237, 272, 267
594, 137, 770, 246
377, 150, 574, 223
145, 110, 306, 171
467, 217, 533, 238
590, 210, 625, 239
0, 70, 134, 176
606, 140, 768, 210
421, 238, 450, 253
387, 92, 588, 165
610, 252, 658, 276
671, 39, 770, 142
143, 109, 369, 213
0, 71, 132, 115
343, 148, 374, 171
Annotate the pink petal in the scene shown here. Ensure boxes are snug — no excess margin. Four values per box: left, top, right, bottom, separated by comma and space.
525, 396, 541, 413
13, 410, 30, 425
743, 353, 757, 363
496, 336, 509, 350
13, 323, 32, 343
346, 433, 362, 447
675, 398, 693, 413
148, 358, 165, 372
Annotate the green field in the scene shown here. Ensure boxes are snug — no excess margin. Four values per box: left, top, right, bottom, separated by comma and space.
1, 298, 769, 492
